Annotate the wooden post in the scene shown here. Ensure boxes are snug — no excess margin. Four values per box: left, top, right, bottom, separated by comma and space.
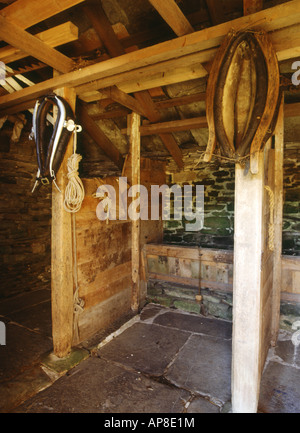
51, 87, 76, 357
271, 96, 284, 344
232, 153, 265, 413
129, 112, 141, 312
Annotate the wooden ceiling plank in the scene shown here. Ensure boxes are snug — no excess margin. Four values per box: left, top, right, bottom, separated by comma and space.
0, 15, 75, 74
1, 1, 300, 110
148, 0, 194, 36
0, 21, 79, 64
0, 0, 85, 30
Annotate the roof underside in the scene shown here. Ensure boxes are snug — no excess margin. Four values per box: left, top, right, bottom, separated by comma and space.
0, 0, 299, 177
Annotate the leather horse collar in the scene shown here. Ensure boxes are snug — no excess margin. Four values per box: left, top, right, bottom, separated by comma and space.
30, 94, 80, 193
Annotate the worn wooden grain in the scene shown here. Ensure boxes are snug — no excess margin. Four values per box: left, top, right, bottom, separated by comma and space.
51, 86, 76, 358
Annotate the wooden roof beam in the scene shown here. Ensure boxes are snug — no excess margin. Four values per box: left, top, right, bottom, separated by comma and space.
99, 86, 148, 118
243, 0, 263, 16
205, 0, 225, 25
90, 92, 207, 120
148, 0, 194, 36
0, 0, 85, 30
0, 21, 79, 65
82, 0, 124, 58
0, 15, 75, 73
122, 116, 208, 136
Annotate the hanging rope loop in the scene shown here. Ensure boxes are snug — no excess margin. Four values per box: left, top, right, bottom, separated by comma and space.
64, 126, 85, 213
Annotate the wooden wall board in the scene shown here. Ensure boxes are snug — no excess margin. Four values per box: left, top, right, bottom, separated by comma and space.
72, 157, 165, 344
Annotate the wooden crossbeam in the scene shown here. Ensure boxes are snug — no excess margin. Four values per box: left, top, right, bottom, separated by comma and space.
77, 55, 208, 102
121, 116, 208, 135
0, 0, 85, 30
90, 92, 207, 120
148, 0, 194, 36
99, 86, 148, 117
0, 15, 75, 73
0, 22, 79, 65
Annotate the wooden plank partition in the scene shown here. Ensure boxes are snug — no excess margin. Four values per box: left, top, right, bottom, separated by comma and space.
70, 158, 165, 344
143, 244, 233, 292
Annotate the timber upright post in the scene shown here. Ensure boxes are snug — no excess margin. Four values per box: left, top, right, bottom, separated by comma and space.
129, 112, 141, 312
271, 97, 284, 344
231, 152, 266, 413
51, 87, 76, 358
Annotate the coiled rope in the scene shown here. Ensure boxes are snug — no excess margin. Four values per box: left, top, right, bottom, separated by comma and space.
64, 125, 85, 213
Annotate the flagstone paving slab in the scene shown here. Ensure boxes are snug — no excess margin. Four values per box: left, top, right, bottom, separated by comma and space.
165, 334, 232, 404
97, 322, 191, 376
258, 361, 300, 413
153, 310, 232, 340
13, 356, 190, 413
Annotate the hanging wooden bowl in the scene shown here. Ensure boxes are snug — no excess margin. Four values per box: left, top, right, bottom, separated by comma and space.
203, 30, 281, 173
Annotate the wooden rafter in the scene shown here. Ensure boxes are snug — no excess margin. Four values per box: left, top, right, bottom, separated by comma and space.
0, 22, 78, 65
0, 0, 85, 30
148, 0, 194, 36
243, 0, 263, 16
0, 15, 75, 73
82, 0, 124, 58
99, 86, 148, 118
77, 101, 124, 171
83, 1, 184, 168
205, 0, 225, 25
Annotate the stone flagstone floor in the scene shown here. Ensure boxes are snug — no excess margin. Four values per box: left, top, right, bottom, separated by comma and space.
1, 295, 300, 413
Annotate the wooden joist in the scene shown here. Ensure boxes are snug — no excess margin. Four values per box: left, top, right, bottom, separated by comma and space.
78, 58, 208, 102
0, 15, 75, 74
122, 116, 208, 136
148, 0, 194, 36
0, 0, 85, 30
0, 22, 79, 65
90, 92, 207, 120
205, 0, 225, 25
99, 86, 148, 118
